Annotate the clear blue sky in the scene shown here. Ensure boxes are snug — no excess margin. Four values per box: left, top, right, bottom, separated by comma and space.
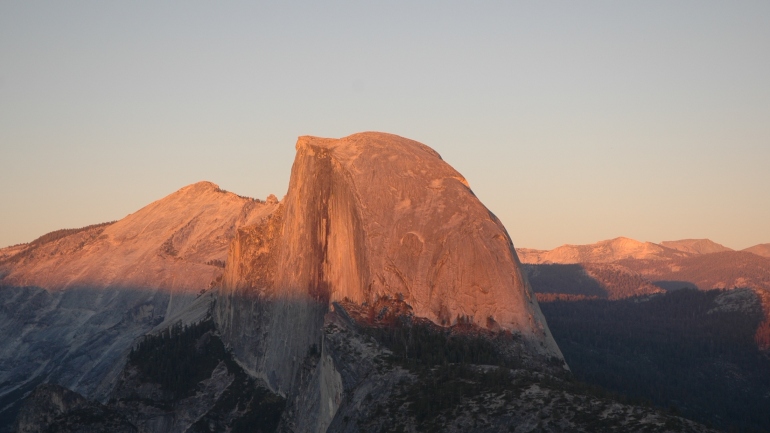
2, 1, 769, 250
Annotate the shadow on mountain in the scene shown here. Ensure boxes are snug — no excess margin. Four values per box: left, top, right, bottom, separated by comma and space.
0, 284, 206, 433
651, 280, 698, 291
539, 288, 770, 432
617, 251, 770, 293
524, 264, 608, 299
525, 263, 667, 301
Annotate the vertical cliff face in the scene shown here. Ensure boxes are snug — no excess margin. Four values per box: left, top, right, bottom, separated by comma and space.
215, 133, 563, 423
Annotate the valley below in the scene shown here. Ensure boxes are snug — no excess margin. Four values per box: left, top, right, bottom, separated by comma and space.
520, 238, 770, 432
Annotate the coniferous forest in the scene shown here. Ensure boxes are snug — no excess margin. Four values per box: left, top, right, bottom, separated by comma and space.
540, 289, 770, 432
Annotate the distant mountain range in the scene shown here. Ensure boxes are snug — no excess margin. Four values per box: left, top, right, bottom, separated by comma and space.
517, 236, 770, 264
516, 237, 770, 300
520, 236, 770, 431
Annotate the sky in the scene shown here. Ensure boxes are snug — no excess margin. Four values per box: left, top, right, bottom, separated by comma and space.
1, 1, 769, 250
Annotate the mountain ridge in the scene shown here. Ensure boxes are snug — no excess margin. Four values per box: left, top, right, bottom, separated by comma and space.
517, 236, 768, 264
0, 181, 278, 427
744, 243, 770, 258
0, 180, 276, 293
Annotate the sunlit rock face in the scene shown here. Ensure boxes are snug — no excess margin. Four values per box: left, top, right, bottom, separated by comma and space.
215, 132, 562, 397
0, 183, 274, 421
1, 181, 274, 298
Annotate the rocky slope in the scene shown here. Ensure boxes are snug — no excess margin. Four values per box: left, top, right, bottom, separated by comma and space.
0, 182, 276, 429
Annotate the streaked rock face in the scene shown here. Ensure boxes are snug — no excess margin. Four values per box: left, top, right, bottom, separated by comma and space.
215, 133, 563, 426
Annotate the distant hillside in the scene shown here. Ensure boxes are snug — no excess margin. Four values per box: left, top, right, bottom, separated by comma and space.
524, 241, 770, 431
660, 239, 733, 255
616, 251, 770, 292
744, 243, 770, 258
541, 289, 770, 432
517, 237, 747, 265
525, 263, 663, 301
517, 237, 689, 264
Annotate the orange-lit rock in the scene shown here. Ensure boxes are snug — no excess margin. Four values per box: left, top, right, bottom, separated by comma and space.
0, 182, 276, 401
216, 133, 563, 402
1, 181, 275, 298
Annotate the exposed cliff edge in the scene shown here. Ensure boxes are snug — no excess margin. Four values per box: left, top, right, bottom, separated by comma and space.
215, 132, 563, 430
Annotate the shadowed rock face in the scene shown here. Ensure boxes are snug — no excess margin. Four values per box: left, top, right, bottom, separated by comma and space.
215, 133, 563, 409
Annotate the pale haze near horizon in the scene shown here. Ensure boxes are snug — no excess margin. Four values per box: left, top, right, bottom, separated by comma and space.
1, 1, 769, 251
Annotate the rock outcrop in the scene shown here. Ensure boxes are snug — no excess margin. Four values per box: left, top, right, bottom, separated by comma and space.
215, 132, 563, 430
